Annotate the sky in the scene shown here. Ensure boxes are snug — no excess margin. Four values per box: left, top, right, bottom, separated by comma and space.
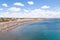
0, 0, 60, 18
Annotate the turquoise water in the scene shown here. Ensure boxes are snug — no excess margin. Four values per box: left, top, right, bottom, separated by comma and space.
0, 19, 60, 40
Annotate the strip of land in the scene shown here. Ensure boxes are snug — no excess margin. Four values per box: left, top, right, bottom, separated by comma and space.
0, 18, 45, 34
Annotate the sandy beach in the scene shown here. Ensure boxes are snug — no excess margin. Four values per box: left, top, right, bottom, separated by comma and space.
0, 18, 45, 34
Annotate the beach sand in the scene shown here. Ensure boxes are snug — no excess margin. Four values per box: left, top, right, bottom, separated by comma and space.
0, 18, 45, 34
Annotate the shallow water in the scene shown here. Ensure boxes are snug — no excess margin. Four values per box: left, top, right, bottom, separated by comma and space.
0, 19, 60, 40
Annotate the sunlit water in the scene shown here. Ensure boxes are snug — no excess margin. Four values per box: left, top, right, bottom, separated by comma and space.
0, 19, 60, 40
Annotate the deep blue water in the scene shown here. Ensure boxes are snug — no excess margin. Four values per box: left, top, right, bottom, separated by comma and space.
0, 19, 60, 40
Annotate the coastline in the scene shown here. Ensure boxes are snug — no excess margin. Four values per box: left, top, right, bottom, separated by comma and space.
0, 18, 45, 34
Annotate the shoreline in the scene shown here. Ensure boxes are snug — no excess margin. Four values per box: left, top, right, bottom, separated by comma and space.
0, 19, 44, 34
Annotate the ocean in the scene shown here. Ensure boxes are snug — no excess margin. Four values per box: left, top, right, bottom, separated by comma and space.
0, 19, 60, 40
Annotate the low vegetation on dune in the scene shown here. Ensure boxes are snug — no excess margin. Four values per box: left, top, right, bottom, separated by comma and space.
0, 18, 45, 22
0, 18, 18, 22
